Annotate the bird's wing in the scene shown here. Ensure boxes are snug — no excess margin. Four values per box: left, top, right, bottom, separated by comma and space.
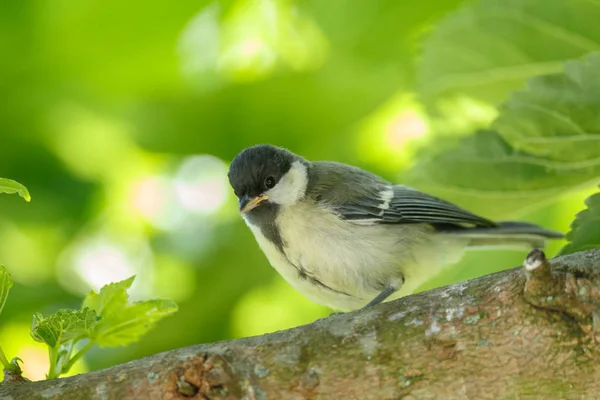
308, 161, 496, 228
328, 184, 496, 228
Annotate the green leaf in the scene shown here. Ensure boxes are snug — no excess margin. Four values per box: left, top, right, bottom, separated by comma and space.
82, 276, 135, 317
494, 54, 600, 162
83, 276, 178, 347
0, 178, 31, 202
419, 0, 600, 109
92, 299, 178, 347
559, 187, 600, 255
407, 54, 600, 218
30, 308, 98, 349
0, 265, 13, 317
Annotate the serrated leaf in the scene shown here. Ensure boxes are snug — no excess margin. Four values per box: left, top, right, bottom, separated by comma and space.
407, 54, 600, 219
92, 299, 178, 347
419, 0, 600, 109
559, 188, 600, 255
30, 308, 98, 348
0, 265, 13, 317
83, 277, 178, 347
82, 276, 135, 317
494, 54, 600, 162
0, 178, 31, 202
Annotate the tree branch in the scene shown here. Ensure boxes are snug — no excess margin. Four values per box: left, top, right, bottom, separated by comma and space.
2, 249, 600, 399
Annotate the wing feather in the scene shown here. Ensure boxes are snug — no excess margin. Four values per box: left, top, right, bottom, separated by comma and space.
330, 185, 495, 227
307, 162, 495, 228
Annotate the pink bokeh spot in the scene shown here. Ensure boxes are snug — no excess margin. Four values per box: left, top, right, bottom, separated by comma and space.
384, 110, 427, 148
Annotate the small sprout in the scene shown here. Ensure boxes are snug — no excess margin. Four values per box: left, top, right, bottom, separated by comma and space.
31, 308, 98, 349
2, 358, 29, 384
83, 276, 178, 347
4, 357, 23, 375
30, 276, 178, 379
0, 265, 20, 378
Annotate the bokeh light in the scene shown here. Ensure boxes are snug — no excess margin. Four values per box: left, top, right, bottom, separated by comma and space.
56, 233, 153, 299
179, 0, 329, 84
355, 93, 430, 172
0, 224, 58, 285
174, 155, 230, 214
131, 176, 186, 231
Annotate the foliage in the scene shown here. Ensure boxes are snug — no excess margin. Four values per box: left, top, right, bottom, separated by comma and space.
494, 57, 600, 163
0, 179, 30, 202
560, 187, 600, 255
82, 277, 178, 348
31, 309, 98, 349
419, 0, 600, 109
0, 173, 176, 380
0, 265, 21, 376
407, 54, 600, 218
0, 265, 13, 318
0, 182, 26, 376
30, 277, 177, 379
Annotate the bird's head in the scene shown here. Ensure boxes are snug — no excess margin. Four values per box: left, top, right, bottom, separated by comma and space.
228, 144, 309, 214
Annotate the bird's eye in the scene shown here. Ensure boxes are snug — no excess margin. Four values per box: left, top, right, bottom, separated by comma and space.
264, 176, 276, 189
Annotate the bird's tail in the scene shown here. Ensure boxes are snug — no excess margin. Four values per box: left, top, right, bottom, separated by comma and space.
439, 221, 564, 250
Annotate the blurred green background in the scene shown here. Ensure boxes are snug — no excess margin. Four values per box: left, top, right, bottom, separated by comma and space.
1, 0, 599, 381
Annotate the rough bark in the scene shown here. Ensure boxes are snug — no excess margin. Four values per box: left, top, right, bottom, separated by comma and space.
1, 249, 600, 400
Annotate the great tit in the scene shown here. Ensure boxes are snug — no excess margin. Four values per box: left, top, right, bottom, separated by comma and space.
227, 144, 563, 311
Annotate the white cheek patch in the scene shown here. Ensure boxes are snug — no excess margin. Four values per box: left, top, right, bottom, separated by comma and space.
266, 161, 308, 206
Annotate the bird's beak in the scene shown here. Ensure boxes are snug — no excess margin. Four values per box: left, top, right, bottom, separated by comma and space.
239, 194, 269, 214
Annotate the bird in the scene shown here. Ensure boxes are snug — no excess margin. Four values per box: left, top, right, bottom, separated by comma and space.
227, 144, 563, 311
